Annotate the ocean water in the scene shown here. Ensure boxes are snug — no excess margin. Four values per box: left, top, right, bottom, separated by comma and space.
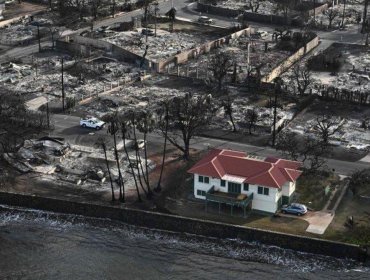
0, 205, 369, 280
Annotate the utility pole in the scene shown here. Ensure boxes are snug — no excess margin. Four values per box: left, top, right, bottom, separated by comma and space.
341, 0, 347, 28
61, 57, 65, 112
362, 0, 369, 33
272, 78, 282, 147
37, 24, 41, 52
154, 1, 159, 37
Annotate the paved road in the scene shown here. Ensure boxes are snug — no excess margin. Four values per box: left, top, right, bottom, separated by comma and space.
52, 114, 370, 176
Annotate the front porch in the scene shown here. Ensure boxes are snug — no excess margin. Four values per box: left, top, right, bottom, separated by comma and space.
205, 186, 254, 218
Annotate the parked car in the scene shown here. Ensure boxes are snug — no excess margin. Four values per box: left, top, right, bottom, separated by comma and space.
198, 16, 213, 24
80, 117, 105, 130
281, 203, 308, 216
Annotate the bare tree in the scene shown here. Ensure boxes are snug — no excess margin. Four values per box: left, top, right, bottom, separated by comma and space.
276, 131, 330, 172
209, 51, 233, 90
161, 93, 215, 160
292, 63, 312, 95
314, 114, 344, 144
247, 0, 260, 13
245, 107, 259, 135
221, 91, 237, 132
155, 99, 171, 192
324, 7, 340, 29
0, 88, 48, 154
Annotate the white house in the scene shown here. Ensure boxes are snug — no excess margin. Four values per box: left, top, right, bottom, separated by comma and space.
188, 149, 303, 214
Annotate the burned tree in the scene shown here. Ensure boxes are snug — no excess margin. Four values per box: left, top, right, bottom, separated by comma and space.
245, 107, 259, 135
276, 131, 330, 173
162, 93, 215, 160
209, 51, 233, 90
221, 91, 237, 132
155, 99, 171, 192
324, 7, 340, 29
107, 113, 125, 203
291, 63, 313, 95
136, 109, 156, 198
0, 88, 48, 154
119, 112, 143, 202
95, 137, 115, 202
247, 0, 261, 13
314, 114, 344, 144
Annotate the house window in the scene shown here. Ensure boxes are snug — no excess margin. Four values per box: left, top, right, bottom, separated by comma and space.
228, 182, 241, 194
243, 183, 249, 191
220, 180, 226, 187
198, 176, 204, 183
258, 186, 269, 196
204, 177, 209, 184
258, 186, 263, 194
197, 190, 206, 197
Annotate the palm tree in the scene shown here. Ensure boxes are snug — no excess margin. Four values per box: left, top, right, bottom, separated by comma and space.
155, 100, 170, 192
107, 113, 125, 203
136, 109, 155, 198
95, 137, 115, 202
120, 112, 143, 202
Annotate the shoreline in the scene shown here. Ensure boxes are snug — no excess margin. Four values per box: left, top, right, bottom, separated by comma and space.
0, 190, 367, 262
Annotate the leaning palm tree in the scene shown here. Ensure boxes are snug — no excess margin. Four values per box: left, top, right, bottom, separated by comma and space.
95, 137, 115, 202
136, 108, 156, 198
119, 111, 143, 202
155, 100, 170, 192
107, 113, 125, 203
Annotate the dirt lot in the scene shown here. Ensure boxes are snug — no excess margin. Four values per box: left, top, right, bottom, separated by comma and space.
284, 99, 370, 160
3, 2, 46, 20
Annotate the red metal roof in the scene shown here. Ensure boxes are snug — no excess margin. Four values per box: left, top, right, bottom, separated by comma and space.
188, 149, 303, 188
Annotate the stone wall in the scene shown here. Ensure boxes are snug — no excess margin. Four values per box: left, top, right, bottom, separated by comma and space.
197, 2, 329, 26
155, 27, 251, 72
261, 35, 319, 83
0, 191, 366, 261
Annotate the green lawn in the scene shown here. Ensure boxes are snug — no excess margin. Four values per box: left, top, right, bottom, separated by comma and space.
295, 171, 339, 211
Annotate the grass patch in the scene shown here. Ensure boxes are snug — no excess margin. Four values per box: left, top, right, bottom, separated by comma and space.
295, 171, 339, 211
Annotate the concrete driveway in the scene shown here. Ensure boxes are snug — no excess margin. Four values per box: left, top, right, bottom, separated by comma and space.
280, 211, 334, 235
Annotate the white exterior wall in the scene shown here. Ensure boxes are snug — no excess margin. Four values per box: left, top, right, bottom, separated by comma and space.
193, 173, 288, 213
282, 181, 296, 197
193, 174, 221, 199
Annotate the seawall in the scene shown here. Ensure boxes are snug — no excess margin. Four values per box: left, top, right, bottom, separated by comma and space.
0, 191, 366, 261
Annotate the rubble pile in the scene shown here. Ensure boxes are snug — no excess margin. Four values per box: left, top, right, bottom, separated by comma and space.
3, 136, 156, 191
0, 55, 142, 106
184, 32, 289, 81
81, 85, 189, 117
102, 28, 206, 61
0, 23, 36, 45
286, 103, 370, 151
215, 0, 279, 15
312, 3, 364, 27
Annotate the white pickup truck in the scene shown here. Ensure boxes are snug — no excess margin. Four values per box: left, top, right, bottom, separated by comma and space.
80, 117, 105, 130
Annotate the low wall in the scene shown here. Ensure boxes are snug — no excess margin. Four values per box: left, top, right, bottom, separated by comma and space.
155, 27, 251, 72
261, 35, 319, 83
0, 191, 366, 261
58, 35, 152, 69
197, 2, 329, 26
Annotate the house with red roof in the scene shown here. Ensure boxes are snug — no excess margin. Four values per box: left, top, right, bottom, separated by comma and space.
188, 149, 303, 214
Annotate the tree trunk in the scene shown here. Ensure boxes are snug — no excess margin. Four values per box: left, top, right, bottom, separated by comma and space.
143, 131, 153, 198
122, 131, 142, 202
155, 110, 169, 192
113, 133, 124, 202
102, 144, 115, 202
